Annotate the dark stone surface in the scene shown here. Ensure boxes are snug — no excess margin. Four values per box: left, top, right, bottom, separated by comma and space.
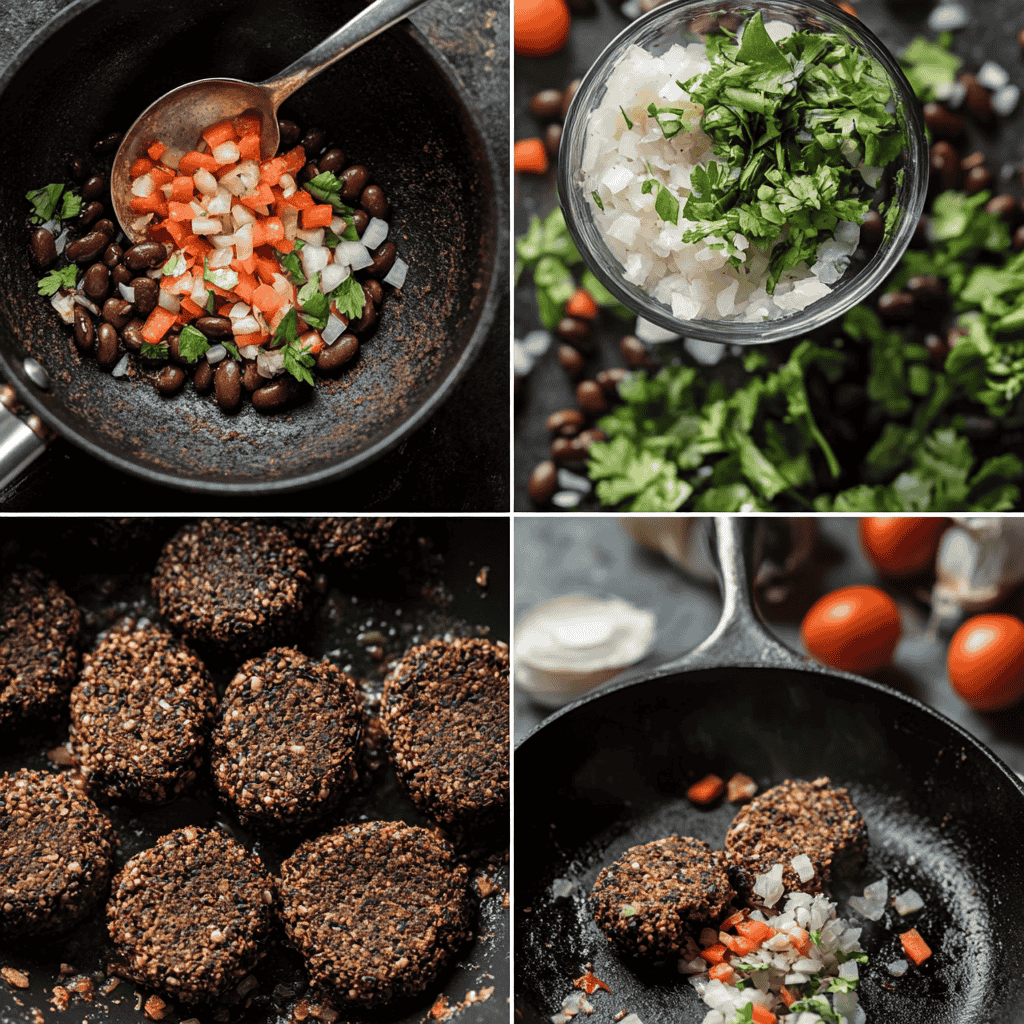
0, 0, 509, 512
514, 516, 1024, 777
514, 0, 1024, 510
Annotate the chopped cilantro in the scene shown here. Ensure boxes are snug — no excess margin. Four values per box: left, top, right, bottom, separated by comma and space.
620, 106, 633, 130
281, 336, 316, 386
141, 342, 169, 361
206, 292, 216, 314
592, 190, 604, 211
646, 100, 694, 139
59, 190, 82, 221
809, 929, 822, 946
827, 976, 858, 993
203, 259, 238, 291
641, 179, 679, 225
900, 35, 962, 102
36, 265, 78, 297
303, 170, 355, 214
177, 325, 210, 362
26, 183, 65, 224
222, 340, 242, 361
787, 996, 841, 1024
298, 273, 330, 330
162, 253, 187, 277
330, 276, 365, 321
275, 249, 306, 287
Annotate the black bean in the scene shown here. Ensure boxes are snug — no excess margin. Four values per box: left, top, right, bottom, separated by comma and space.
301, 128, 326, 155
352, 294, 379, 334
597, 368, 629, 394
922, 102, 966, 143
961, 150, 986, 172
367, 241, 396, 279
92, 132, 122, 155
111, 265, 132, 287
527, 461, 558, 504
193, 360, 215, 392
546, 408, 585, 436
252, 378, 300, 413
964, 165, 992, 195
923, 333, 948, 363
102, 243, 123, 268
907, 274, 946, 309
214, 359, 242, 411
360, 185, 388, 219
316, 334, 359, 372
339, 165, 370, 201
129, 277, 158, 315
66, 231, 109, 263
235, 361, 258, 392
83, 263, 110, 301
960, 73, 995, 126
165, 333, 189, 367
576, 380, 608, 415
860, 210, 884, 249
984, 195, 1021, 226
73, 307, 94, 352
550, 437, 577, 465
529, 89, 563, 121
29, 228, 57, 267
947, 326, 968, 350
278, 119, 301, 148
574, 427, 607, 452
68, 155, 87, 181
82, 175, 106, 200
352, 209, 369, 236
102, 298, 134, 330
364, 279, 384, 306
877, 291, 915, 321
1014, 225, 1024, 252
960, 415, 998, 440
94, 218, 117, 239
122, 319, 145, 352
556, 316, 592, 351
156, 366, 186, 395
78, 201, 104, 228
194, 315, 233, 338
319, 148, 346, 174
929, 141, 960, 192
560, 80, 580, 120
558, 344, 584, 378
300, 161, 320, 183
124, 241, 167, 271
544, 123, 562, 159
96, 323, 119, 368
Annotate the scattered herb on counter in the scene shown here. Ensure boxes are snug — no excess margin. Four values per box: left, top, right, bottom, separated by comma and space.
899, 33, 961, 102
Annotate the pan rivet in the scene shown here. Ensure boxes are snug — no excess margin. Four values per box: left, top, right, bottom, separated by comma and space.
23, 359, 50, 390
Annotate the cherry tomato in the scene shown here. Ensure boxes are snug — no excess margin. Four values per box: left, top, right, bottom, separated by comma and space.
858, 517, 947, 578
800, 585, 901, 675
947, 614, 1024, 712
514, 0, 571, 57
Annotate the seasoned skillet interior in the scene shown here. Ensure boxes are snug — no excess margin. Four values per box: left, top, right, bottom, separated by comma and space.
515, 667, 1024, 1024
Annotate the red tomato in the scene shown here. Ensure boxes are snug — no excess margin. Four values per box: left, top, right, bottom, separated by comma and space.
858, 517, 947, 578
800, 585, 901, 675
947, 614, 1024, 712
514, 0, 571, 57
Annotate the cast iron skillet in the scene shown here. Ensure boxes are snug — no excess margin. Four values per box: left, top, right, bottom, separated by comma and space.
0, 517, 508, 1024
515, 517, 1024, 1024
0, 0, 502, 493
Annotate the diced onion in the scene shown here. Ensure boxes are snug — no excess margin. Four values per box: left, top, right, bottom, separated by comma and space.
219, 160, 259, 197
231, 205, 256, 229
361, 217, 389, 250
111, 353, 130, 377
335, 240, 373, 270
118, 284, 136, 303
257, 350, 285, 378
280, 206, 299, 240
194, 168, 218, 195
189, 277, 209, 308
300, 244, 330, 278
212, 141, 240, 164
192, 217, 223, 235
233, 316, 260, 335
229, 301, 250, 320
55, 228, 69, 254
207, 248, 233, 269
322, 313, 346, 344
72, 294, 100, 315
295, 227, 325, 246
205, 344, 227, 364
234, 222, 253, 261
239, 345, 260, 359
210, 233, 238, 250
157, 291, 180, 313
207, 188, 232, 216
50, 292, 76, 324
131, 173, 155, 198
383, 258, 408, 289
320, 263, 349, 293
161, 147, 183, 170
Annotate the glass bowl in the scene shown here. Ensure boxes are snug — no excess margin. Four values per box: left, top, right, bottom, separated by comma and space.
557, 0, 928, 345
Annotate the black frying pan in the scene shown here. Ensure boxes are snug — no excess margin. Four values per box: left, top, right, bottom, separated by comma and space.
515, 517, 1024, 1024
0, 0, 503, 493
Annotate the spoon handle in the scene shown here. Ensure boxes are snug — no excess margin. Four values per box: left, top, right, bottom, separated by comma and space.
260, 0, 432, 108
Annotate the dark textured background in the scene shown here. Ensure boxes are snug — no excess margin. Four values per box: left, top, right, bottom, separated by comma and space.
0, 0, 509, 512
514, 0, 1024, 509
514, 516, 1024, 779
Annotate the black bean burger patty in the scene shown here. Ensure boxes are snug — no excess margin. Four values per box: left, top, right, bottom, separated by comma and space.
69, 627, 216, 804
0, 769, 116, 939
590, 836, 736, 958
107, 826, 275, 1004
151, 519, 314, 659
0, 566, 81, 730
724, 776, 868, 907
292, 517, 403, 570
211, 647, 363, 831
381, 638, 509, 837
277, 821, 470, 1008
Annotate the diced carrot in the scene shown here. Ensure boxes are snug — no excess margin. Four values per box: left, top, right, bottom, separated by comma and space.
900, 928, 932, 965
276, 237, 295, 254
252, 256, 279, 285
302, 204, 334, 229
687, 774, 726, 805
181, 235, 213, 259
179, 297, 204, 319
170, 176, 194, 202
233, 275, 256, 303
279, 189, 314, 211
252, 283, 285, 314
178, 150, 220, 175
699, 944, 728, 966
720, 910, 747, 932
162, 219, 189, 247
789, 927, 811, 957
202, 119, 237, 149
147, 141, 167, 162
779, 987, 796, 1009
281, 145, 306, 174
708, 963, 736, 984
237, 134, 262, 162
260, 158, 285, 186
239, 183, 275, 210
149, 166, 175, 187
218, 303, 235, 315
260, 217, 286, 246
233, 112, 262, 137
514, 137, 549, 174
148, 223, 174, 245
735, 920, 776, 944
141, 307, 177, 345
722, 934, 757, 956
130, 156, 154, 178
232, 257, 256, 277
167, 202, 196, 223
129, 194, 168, 216
565, 287, 600, 319
750, 1006, 775, 1024
162, 273, 192, 296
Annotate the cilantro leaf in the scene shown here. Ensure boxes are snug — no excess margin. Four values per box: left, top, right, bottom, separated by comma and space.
281, 337, 316, 386
37, 265, 78, 296
60, 190, 82, 221
298, 273, 330, 330
275, 249, 306, 287
592, 190, 604, 211
26, 183, 65, 224
330, 276, 365, 321
620, 105, 633, 130
177, 325, 211, 362
641, 179, 679, 225
222, 340, 242, 361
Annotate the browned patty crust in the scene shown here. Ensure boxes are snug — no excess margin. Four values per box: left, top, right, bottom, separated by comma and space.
0, 769, 116, 938
152, 519, 314, 659
69, 627, 216, 803
0, 567, 81, 730
212, 647, 363, 831
382, 638, 509, 835
294, 518, 401, 570
590, 836, 736, 958
107, 826, 275, 1004
277, 821, 470, 1007
724, 777, 867, 906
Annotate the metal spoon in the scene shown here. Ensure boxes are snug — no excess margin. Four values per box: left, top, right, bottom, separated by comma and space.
111, 0, 429, 242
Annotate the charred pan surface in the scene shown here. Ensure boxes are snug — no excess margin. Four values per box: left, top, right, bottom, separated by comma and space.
69, 627, 216, 804
151, 519, 314, 659
590, 836, 736, 958
0, 768, 116, 939
382, 638, 509, 838
107, 826, 275, 1004
724, 776, 868, 907
292, 517, 404, 570
276, 821, 470, 1008
0, 567, 81, 730
211, 647, 363, 831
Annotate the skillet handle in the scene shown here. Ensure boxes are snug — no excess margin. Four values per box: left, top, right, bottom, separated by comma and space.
0, 397, 50, 493
656, 517, 809, 673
